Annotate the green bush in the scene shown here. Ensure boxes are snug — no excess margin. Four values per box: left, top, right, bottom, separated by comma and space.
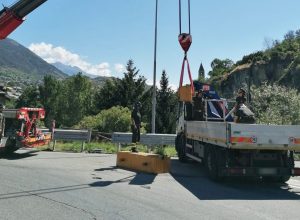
76, 106, 132, 133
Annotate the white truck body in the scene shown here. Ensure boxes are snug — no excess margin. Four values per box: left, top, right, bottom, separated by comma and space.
175, 99, 300, 180
185, 121, 300, 151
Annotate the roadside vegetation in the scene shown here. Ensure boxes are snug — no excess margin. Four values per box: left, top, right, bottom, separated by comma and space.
43, 141, 177, 157
251, 83, 300, 125
15, 60, 178, 134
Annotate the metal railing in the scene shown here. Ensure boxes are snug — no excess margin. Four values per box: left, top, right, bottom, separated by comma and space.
204, 99, 235, 122
51, 129, 92, 152
112, 132, 176, 151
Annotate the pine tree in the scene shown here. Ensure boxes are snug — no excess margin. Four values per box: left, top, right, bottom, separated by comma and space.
156, 70, 178, 133
95, 59, 146, 111
119, 59, 146, 108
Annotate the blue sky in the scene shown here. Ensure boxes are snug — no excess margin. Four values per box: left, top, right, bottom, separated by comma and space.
5, 0, 300, 89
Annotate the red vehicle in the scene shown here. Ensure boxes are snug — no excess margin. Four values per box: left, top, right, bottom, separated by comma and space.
0, 107, 52, 153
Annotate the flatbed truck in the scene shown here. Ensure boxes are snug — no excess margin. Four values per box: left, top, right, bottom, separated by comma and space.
175, 83, 300, 182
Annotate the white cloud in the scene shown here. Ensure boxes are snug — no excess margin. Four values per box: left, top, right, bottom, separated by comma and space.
28, 42, 111, 77
169, 83, 178, 91
114, 64, 126, 74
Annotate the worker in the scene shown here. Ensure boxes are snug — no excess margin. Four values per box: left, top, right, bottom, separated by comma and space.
234, 88, 255, 123
0, 103, 3, 137
193, 89, 205, 121
131, 101, 141, 152
236, 88, 246, 106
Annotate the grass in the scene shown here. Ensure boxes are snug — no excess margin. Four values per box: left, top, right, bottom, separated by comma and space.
43, 141, 298, 161
42, 141, 178, 157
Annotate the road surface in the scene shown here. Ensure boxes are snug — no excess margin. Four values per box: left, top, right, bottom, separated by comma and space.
0, 150, 299, 220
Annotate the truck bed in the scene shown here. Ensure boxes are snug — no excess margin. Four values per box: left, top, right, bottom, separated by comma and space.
186, 121, 300, 150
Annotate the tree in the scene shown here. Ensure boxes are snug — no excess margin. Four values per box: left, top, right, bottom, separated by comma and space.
139, 86, 153, 132
60, 73, 93, 127
39, 75, 62, 127
251, 83, 300, 125
284, 30, 295, 41
94, 78, 120, 111
208, 58, 234, 78
118, 60, 146, 108
156, 70, 178, 133
16, 86, 41, 108
94, 59, 147, 111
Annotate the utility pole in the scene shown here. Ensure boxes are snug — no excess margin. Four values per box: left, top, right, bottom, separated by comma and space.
151, 0, 158, 134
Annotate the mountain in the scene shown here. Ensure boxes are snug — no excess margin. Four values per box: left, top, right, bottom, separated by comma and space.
0, 38, 67, 87
52, 62, 112, 88
52, 62, 84, 76
52, 62, 98, 79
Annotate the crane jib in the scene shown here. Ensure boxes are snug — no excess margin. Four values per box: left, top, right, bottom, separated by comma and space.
0, 0, 47, 40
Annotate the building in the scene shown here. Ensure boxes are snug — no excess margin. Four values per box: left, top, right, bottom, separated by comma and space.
198, 63, 205, 81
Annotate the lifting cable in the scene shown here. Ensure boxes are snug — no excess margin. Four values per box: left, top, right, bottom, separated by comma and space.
178, 0, 194, 95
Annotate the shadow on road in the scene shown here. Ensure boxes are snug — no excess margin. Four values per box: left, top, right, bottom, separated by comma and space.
170, 159, 300, 200
94, 166, 156, 186
0, 151, 37, 160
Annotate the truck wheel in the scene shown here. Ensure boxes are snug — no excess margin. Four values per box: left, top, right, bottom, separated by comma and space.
177, 134, 187, 163
4, 138, 18, 154
5, 146, 18, 154
263, 176, 290, 183
206, 147, 220, 181
277, 176, 290, 183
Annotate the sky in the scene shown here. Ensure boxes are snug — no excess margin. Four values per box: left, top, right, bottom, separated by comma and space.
4, 0, 300, 89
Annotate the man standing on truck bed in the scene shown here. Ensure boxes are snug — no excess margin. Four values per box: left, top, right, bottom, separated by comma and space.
193, 89, 205, 121
234, 88, 255, 123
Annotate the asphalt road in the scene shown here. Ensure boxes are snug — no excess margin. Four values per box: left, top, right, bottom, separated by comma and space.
0, 150, 300, 220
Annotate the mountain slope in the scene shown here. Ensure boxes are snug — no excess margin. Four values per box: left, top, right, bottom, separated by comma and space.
210, 32, 300, 97
0, 38, 67, 87
52, 62, 98, 78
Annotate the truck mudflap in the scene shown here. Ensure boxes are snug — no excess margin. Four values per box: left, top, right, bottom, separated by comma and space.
219, 167, 300, 177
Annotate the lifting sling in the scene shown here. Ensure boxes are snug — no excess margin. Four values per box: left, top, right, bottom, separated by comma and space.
178, 0, 194, 95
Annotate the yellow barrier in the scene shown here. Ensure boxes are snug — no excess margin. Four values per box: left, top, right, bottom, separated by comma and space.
178, 85, 193, 102
116, 151, 171, 174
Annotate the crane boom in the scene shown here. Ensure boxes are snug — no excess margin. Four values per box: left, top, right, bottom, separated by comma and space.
0, 0, 47, 40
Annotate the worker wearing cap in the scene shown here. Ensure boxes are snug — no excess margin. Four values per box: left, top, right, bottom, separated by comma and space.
131, 101, 141, 151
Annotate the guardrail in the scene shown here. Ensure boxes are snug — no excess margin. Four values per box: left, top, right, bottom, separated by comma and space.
112, 132, 176, 150
51, 129, 92, 152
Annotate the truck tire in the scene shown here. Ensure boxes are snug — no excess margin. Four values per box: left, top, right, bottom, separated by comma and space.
5, 145, 18, 154
4, 138, 18, 154
177, 134, 187, 163
206, 146, 221, 181
262, 176, 290, 183
278, 176, 290, 183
